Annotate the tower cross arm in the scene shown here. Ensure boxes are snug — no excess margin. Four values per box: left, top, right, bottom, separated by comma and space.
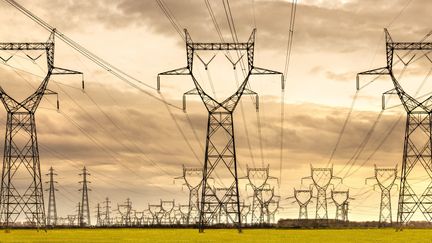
251, 67, 282, 75
190, 42, 251, 51
158, 67, 190, 76
52, 67, 82, 75
0, 42, 53, 50
357, 66, 390, 76
391, 42, 432, 50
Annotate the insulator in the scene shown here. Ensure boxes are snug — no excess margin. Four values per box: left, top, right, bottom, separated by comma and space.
281, 75, 285, 90
356, 75, 360, 91
182, 94, 187, 112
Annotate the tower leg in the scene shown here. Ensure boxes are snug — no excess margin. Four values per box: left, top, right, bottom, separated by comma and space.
397, 113, 432, 228
199, 112, 241, 232
0, 112, 45, 229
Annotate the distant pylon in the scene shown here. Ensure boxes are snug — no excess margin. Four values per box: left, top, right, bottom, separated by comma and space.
331, 190, 353, 222
0, 31, 82, 229
158, 29, 283, 232
96, 203, 102, 227
79, 167, 91, 227
67, 214, 77, 227
178, 204, 190, 225
160, 200, 175, 225
175, 165, 202, 225
46, 167, 58, 227
267, 195, 281, 224
366, 164, 398, 225
76, 202, 81, 226
242, 165, 277, 225
118, 198, 132, 226
240, 201, 250, 225
103, 197, 111, 226
148, 203, 162, 225
287, 188, 313, 220
302, 165, 342, 220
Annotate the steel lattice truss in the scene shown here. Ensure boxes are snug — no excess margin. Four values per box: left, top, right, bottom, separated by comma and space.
288, 188, 313, 220
79, 167, 91, 227
0, 31, 81, 229
46, 167, 58, 227
330, 190, 353, 222
302, 165, 342, 221
242, 165, 277, 225
175, 165, 202, 225
158, 29, 282, 232
117, 198, 133, 226
366, 165, 398, 225
357, 29, 432, 227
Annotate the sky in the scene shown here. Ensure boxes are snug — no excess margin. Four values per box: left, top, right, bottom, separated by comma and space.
0, 0, 431, 224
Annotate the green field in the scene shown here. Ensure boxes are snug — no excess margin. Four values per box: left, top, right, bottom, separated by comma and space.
0, 228, 430, 243
0, 229, 432, 243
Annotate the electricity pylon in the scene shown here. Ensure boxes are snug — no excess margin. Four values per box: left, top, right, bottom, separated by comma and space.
240, 201, 250, 225
160, 200, 175, 225
357, 29, 432, 227
103, 197, 112, 226
0, 31, 82, 229
158, 29, 283, 232
267, 195, 281, 224
330, 190, 353, 222
118, 198, 132, 226
76, 202, 81, 226
366, 165, 398, 225
79, 167, 91, 227
302, 165, 342, 221
46, 167, 58, 227
96, 203, 102, 227
242, 165, 277, 225
175, 165, 202, 225
178, 204, 190, 225
148, 203, 162, 225
287, 188, 313, 220
67, 214, 77, 227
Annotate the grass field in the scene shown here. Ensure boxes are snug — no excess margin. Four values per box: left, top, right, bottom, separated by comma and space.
0, 228, 431, 243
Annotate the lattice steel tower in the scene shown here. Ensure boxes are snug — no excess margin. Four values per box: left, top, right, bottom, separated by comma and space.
365, 164, 398, 225
118, 198, 132, 226
46, 167, 58, 227
357, 29, 432, 227
242, 165, 277, 225
287, 188, 313, 220
175, 165, 202, 225
331, 190, 353, 222
79, 166, 91, 227
302, 165, 341, 220
0, 31, 81, 229
103, 197, 111, 226
96, 203, 102, 227
158, 29, 282, 232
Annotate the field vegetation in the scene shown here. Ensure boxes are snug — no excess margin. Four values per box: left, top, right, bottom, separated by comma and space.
0, 228, 429, 243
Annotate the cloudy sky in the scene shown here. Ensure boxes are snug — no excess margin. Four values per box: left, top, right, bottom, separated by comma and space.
0, 0, 431, 223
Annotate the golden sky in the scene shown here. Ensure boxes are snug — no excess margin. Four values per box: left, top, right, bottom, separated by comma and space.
0, 0, 431, 223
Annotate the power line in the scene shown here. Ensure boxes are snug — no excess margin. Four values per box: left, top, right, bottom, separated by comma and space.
280, 0, 297, 185
156, 0, 185, 41
3, 0, 183, 111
